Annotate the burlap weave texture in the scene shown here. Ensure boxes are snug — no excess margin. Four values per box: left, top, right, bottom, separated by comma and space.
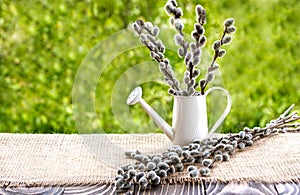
0, 133, 299, 187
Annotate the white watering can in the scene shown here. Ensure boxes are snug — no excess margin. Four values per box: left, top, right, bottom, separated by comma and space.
127, 86, 232, 146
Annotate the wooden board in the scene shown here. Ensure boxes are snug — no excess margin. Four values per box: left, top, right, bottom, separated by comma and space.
1, 182, 299, 195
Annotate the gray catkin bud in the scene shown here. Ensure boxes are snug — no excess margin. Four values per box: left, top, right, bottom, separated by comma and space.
138, 176, 148, 186
238, 142, 246, 150
117, 168, 124, 175
168, 165, 176, 174
194, 23, 204, 35
216, 143, 225, 149
152, 27, 160, 37
178, 47, 184, 57
128, 164, 135, 170
191, 30, 200, 40
150, 51, 157, 59
182, 145, 189, 150
202, 159, 213, 167
224, 18, 235, 27
193, 69, 200, 77
174, 34, 183, 46
196, 5, 206, 24
153, 156, 162, 164
253, 127, 261, 132
151, 176, 161, 185
128, 169, 137, 178
159, 170, 168, 178
190, 149, 199, 155
170, 155, 181, 164
168, 88, 175, 95
145, 22, 153, 31
136, 150, 142, 154
223, 153, 230, 161
199, 167, 210, 176
159, 62, 165, 68
134, 154, 144, 161
125, 150, 135, 157
136, 172, 146, 181
138, 163, 146, 170
158, 162, 169, 170
190, 42, 197, 52
147, 162, 156, 170
175, 147, 183, 156
193, 48, 201, 57
174, 19, 184, 31
169, 17, 175, 26
207, 63, 219, 72
187, 165, 197, 172
165, 4, 173, 15
185, 52, 192, 64
184, 75, 190, 84
212, 40, 221, 51
142, 156, 150, 162
193, 56, 200, 66
121, 164, 129, 171
175, 7, 183, 18
170, 0, 178, 7
218, 49, 226, 58
199, 79, 206, 88
133, 23, 141, 33
214, 150, 222, 155
232, 140, 238, 148
246, 140, 254, 146
147, 170, 157, 180
265, 129, 271, 136
115, 175, 123, 181
140, 34, 147, 43
188, 87, 195, 96
196, 5, 204, 16
244, 127, 251, 132
239, 131, 246, 139
189, 169, 199, 178
226, 26, 236, 34
136, 19, 145, 27
186, 157, 195, 164
222, 36, 232, 44
221, 139, 230, 144
182, 150, 190, 158
115, 178, 125, 188
206, 73, 215, 82
245, 134, 253, 140
225, 144, 234, 151
214, 154, 223, 162
175, 163, 184, 172
159, 45, 165, 53
199, 36, 207, 47
182, 90, 188, 96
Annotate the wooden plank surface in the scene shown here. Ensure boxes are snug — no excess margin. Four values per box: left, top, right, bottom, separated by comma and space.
1, 182, 300, 195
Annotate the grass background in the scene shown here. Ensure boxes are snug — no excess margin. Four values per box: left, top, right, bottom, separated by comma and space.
1, 0, 299, 134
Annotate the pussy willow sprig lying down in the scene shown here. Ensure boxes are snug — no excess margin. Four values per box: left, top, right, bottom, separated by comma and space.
115, 104, 300, 192
132, 0, 236, 96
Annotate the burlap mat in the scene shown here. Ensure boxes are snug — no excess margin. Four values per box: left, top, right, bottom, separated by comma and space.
0, 133, 299, 187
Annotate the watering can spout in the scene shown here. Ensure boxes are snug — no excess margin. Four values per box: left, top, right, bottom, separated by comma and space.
127, 86, 174, 140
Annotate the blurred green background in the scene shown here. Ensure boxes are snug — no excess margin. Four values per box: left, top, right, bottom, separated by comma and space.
1, 0, 299, 134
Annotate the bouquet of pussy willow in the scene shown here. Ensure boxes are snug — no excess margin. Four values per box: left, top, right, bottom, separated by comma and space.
132, 0, 236, 96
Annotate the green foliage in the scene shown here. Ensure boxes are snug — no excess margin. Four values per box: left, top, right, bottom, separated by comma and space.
0, 0, 299, 134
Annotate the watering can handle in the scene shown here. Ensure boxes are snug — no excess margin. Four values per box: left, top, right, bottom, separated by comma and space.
205, 86, 232, 137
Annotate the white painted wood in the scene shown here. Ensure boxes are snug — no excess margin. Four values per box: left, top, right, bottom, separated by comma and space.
1, 181, 300, 195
